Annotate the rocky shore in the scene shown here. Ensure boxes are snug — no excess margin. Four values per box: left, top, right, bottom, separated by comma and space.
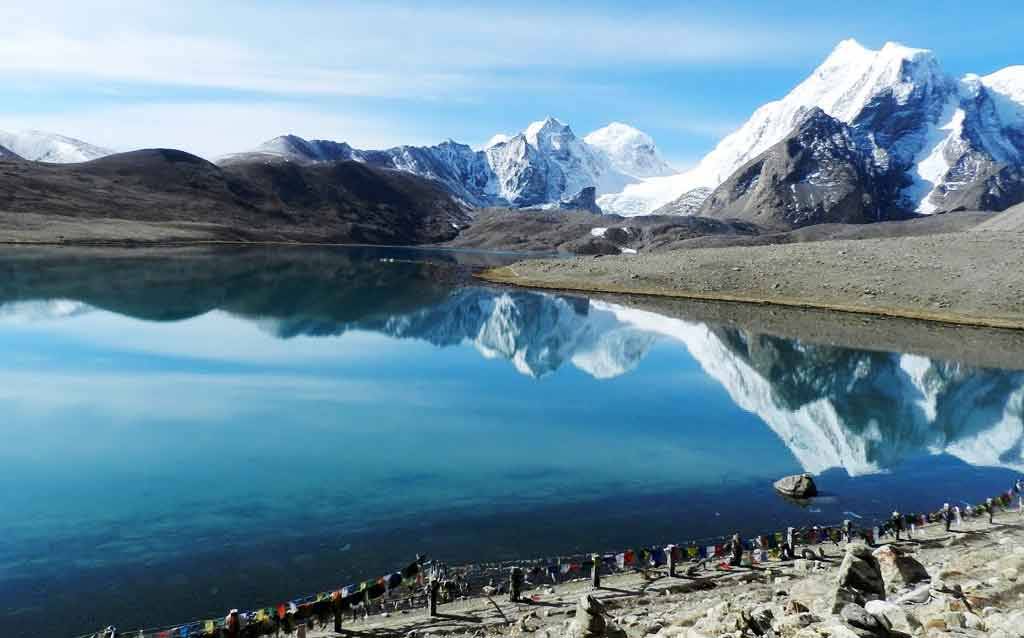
304, 516, 1024, 638
479, 229, 1024, 330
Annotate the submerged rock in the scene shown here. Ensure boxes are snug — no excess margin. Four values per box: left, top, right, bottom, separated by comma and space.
773, 473, 818, 499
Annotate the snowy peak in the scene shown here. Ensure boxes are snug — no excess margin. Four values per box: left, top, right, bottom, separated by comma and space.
523, 116, 570, 148
609, 38, 1024, 217
484, 134, 512, 149
980, 66, 1024, 127
0, 129, 112, 163
585, 122, 675, 179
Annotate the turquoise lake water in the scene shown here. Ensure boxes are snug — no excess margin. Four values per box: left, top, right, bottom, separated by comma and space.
0, 246, 1022, 637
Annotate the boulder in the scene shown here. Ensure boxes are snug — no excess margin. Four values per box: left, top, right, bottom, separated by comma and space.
831, 544, 886, 613
567, 595, 625, 638
865, 600, 922, 634
841, 603, 890, 638
773, 474, 818, 499
872, 545, 930, 591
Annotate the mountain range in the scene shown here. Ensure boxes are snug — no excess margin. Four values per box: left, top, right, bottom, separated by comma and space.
4, 38, 1023, 230
217, 117, 675, 209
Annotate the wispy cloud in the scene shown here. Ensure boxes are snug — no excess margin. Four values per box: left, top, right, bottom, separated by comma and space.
0, 1, 833, 99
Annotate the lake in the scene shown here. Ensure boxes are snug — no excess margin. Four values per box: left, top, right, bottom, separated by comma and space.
1, 246, 1022, 638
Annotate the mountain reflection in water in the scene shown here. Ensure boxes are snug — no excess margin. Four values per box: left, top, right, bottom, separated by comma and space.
1, 246, 1022, 638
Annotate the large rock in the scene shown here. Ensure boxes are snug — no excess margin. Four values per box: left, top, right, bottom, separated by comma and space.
864, 600, 922, 634
832, 544, 886, 613
840, 603, 890, 638
567, 595, 625, 638
872, 545, 930, 591
773, 473, 818, 499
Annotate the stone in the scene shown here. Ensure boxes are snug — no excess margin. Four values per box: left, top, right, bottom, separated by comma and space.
942, 612, 965, 629
962, 612, 985, 631
773, 474, 818, 499
568, 595, 626, 638
895, 584, 931, 605
1002, 568, 1019, 582
831, 544, 886, 613
841, 603, 890, 637
783, 600, 809, 616
872, 546, 930, 591
864, 600, 921, 634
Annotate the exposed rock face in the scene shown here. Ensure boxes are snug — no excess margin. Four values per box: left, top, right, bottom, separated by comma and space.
698, 109, 887, 228
568, 595, 625, 638
560, 186, 603, 215
832, 544, 886, 613
872, 545, 930, 592
773, 473, 818, 498
618, 40, 1024, 218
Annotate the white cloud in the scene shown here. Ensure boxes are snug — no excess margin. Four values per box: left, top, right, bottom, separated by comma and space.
0, 2, 834, 98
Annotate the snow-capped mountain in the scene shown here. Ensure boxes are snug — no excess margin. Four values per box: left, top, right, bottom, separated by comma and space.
609, 39, 1024, 218
584, 122, 676, 179
222, 118, 675, 209
0, 129, 112, 163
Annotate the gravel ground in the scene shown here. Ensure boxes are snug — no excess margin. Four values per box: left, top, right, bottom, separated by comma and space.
481, 230, 1024, 330
301, 514, 1024, 638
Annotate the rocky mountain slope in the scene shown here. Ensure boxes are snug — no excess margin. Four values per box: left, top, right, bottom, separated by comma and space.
220, 118, 675, 209
0, 129, 112, 163
0, 143, 21, 160
696, 108, 891, 227
0, 150, 469, 244
630, 40, 1024, 221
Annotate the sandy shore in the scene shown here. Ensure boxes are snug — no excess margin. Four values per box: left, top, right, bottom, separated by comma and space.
303, 514, 1024, 638
480, 230, 1024, 330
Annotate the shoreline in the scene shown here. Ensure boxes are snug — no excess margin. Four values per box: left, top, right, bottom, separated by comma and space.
101, 496, 1024, 638
479, 265, 1024, 331
477, 231, 1024, 332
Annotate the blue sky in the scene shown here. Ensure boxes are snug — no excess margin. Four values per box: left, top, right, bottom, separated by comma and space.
0, 0, 1021, 164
